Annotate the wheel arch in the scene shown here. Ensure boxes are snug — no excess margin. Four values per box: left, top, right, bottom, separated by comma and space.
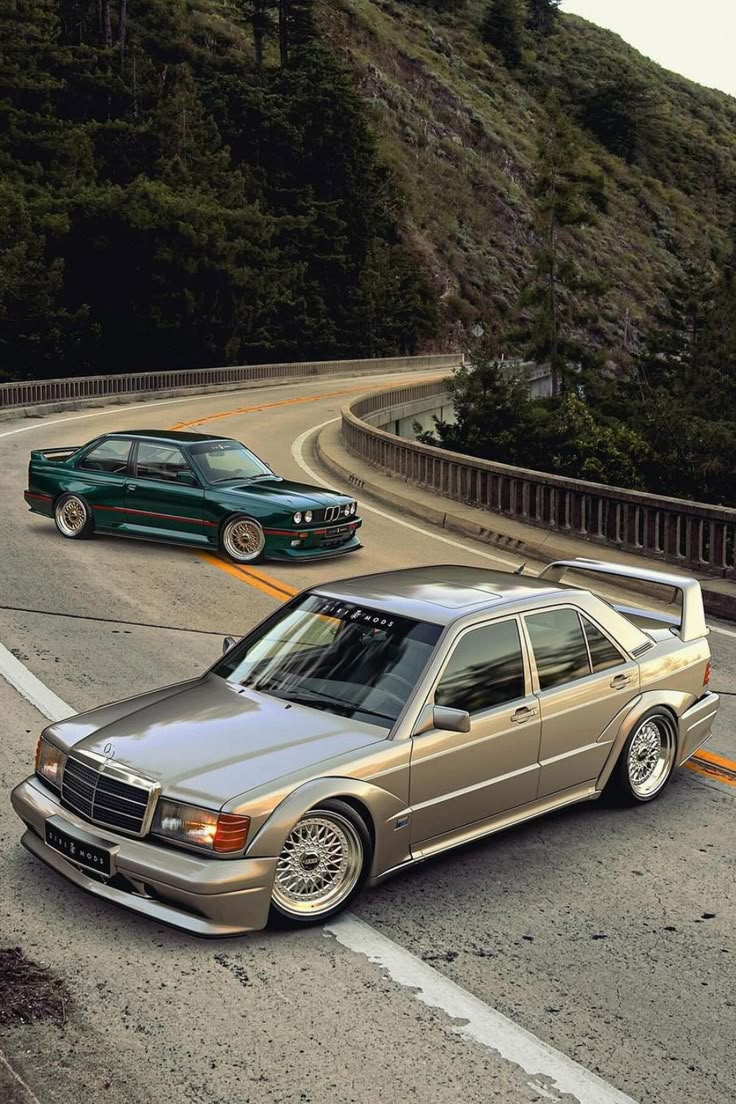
596, 692, 688, 792
243, 776, 409, 880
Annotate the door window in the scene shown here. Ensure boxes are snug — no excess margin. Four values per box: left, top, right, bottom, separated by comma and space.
136, 442, 191, 483
435, 620, 525, 715
79, 438, 131, 474
525, 608, 591, 691
581, 616, 625, 672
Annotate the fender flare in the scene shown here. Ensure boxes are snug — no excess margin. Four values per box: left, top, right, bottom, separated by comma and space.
245, 776, 411, 880
596, 690, 691, 791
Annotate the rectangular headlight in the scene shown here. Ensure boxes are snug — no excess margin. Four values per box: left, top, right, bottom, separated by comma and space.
152, 800, 250, 854
35, 737, 66, 790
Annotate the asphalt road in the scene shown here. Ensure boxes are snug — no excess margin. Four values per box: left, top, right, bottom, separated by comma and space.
1, 373, 735, 1104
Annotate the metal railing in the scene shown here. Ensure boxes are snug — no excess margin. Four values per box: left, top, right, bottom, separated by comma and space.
0, 354, 461, 411
342, 380, 736, 578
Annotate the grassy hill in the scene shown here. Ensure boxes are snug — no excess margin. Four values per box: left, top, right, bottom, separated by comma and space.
321, 0, 736, 364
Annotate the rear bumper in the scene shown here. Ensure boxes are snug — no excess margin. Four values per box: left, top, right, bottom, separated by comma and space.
11, 777, 276, 937
24, 490, 54, 517
677, 691, 720, 766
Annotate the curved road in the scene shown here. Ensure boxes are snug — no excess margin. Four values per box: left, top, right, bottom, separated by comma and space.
1, 372, 735, 1104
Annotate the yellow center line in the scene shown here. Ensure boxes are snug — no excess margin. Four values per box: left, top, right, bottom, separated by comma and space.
198, 552, 297, 603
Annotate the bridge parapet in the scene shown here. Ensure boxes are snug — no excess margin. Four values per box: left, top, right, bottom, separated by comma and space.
343, 380, 736, 579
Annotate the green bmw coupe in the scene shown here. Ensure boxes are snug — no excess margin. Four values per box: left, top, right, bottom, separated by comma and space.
24, 430, 362, 563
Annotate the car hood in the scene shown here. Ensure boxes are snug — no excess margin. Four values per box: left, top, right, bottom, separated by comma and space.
52, 675, 384, 808
218, 478, 351, 510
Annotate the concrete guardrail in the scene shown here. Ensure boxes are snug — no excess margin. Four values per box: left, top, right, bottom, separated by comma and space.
342, 380, 736, 579
0, 354, 461, 416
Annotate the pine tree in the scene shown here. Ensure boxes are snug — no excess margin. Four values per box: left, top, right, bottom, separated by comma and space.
520, 104, 605, 390
526, 0, 560, 35
481, 0, 525, 68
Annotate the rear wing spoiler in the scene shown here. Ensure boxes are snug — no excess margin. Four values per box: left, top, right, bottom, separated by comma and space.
30, 446, 81, 461
538, 558, 708, 642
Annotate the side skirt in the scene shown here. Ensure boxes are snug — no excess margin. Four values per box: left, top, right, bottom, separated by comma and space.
369, 782, 600, 886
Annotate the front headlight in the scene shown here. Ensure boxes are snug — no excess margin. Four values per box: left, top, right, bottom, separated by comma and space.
35, 737, 66, 790
304, 509, 313, 524
152, 799, 250, 853
350, 501, 357, 515
293, 511, 302, 525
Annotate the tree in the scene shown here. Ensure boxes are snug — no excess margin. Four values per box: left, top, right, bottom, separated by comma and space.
526, 0, 560, 35
582, 68, 657, 164
481, 0, 525, 68
519, 103, 605, 390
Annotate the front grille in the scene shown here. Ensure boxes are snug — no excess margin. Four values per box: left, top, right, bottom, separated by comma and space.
323, 503, 354, 524
61, 754, 155, 836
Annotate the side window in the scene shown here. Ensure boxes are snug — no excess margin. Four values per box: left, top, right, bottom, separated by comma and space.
582, 616, 625, 672
79, 438, 131, 475
526, 608, 591, 691
435, 620, 525, 715
136, 442, 190, 483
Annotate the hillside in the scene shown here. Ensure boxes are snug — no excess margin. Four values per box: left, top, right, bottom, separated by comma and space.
323, 0, 736, 364
1, 0, 735, 380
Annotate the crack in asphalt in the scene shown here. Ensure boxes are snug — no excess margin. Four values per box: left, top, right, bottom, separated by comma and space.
0, 603, 233, 637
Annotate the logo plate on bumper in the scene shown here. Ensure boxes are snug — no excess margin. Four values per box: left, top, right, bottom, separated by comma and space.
45, 815, 116, 877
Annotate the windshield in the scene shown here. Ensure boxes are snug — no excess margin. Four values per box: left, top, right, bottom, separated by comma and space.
214, 595, 442, 729
189, 439, 272, 483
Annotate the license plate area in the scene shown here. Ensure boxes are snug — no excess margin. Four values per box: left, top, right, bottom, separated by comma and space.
45, 816, 116, 878
326, 524, 350, 536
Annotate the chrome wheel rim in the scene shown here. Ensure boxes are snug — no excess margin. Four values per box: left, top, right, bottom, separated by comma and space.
627, 715, 676, 798
272, 812, 363, 918
56, 496, 88, 536
223, 518, 265, 562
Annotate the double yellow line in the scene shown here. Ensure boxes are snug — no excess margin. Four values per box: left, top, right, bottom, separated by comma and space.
199, 552, 298, 603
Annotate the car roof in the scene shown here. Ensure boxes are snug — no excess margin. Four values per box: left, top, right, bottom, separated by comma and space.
312, 565, 578, 626
106, 430, 234, 445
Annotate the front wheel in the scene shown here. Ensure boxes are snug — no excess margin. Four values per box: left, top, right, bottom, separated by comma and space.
270, 800, 372, 926
220, 515, 266, 564
54, 493, 94, 540
608, 708, 678, 804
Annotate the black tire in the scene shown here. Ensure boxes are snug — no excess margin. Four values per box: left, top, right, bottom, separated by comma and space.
53, 493, 94, 540
607, 707, 678, 805
269, 799, 372, 927
220, 514, 266, 564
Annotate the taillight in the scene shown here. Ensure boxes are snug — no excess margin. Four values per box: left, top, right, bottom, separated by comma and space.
704, 661, 712, 686
35, 736, 43, 771
213, 813, 250, 853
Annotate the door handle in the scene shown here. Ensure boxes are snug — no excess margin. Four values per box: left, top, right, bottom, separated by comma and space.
511, 705, 538, 723
125, 483, 138, 492
610, 673, 632, 688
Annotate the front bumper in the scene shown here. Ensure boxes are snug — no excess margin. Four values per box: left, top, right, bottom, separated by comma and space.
265, 518, 362, 560
11, 777, 276, 937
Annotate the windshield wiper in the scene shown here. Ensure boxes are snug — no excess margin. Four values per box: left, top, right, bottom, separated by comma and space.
259, 686, 394, 723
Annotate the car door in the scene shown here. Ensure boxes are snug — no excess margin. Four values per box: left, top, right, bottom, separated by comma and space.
522, 605, 640, 798
74, 437, 133, 529
409, 616, 542, 849
124, 441, 207, 542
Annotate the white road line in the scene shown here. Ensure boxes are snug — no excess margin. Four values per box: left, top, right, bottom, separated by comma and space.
291, 419, 736, 639
0, 394, 206, 439
291, 418, 521, 569
1, 650, 635, 1104
0, 1048, 45, 1104
326, 915, 638, 1104
0, 642, 74, 720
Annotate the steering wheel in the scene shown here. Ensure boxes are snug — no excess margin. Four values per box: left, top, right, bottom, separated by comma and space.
379, 673, 416, 699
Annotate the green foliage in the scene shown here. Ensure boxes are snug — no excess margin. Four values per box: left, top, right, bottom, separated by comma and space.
481, 0, 525, 68
526, 0, 561, 36
0, 0, 436, 378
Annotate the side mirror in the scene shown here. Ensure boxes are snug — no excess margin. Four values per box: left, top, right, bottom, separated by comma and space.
222, 636, 237, 654
176, 469, 197, 486
412, 703, 471, 736
432, 706, 471, 734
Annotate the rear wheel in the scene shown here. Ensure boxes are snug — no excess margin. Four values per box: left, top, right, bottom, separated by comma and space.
270, 800, 371, 926
220, 515, 266, 564
54, 493, 94, 540
609, 708, 678, 804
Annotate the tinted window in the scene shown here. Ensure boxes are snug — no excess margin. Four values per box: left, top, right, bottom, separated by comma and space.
435, 620, 525, 715
582, 616, 624, 672
79, 438, 131, 474
526, 608, 591, 691
189, 440, 271, 483
136, 442, 190, 483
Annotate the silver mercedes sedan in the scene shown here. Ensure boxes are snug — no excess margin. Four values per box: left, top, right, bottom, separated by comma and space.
11, 559, 719, 935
